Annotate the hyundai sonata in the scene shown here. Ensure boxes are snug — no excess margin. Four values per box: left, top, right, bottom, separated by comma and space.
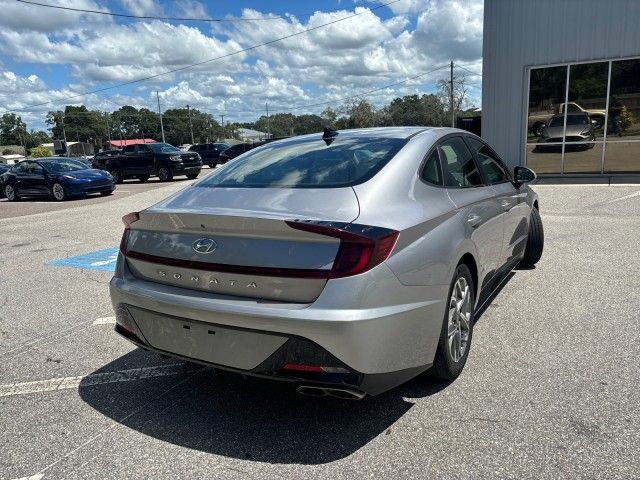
110, 127, 543, 399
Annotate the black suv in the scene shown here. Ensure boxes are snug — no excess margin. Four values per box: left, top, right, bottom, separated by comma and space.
218, 142, 263, 163
92, 149, 122, 169
98, 143, 202, 183
188, 143, 230, 167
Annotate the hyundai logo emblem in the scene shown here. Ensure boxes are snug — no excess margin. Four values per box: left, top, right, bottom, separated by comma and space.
192, 238, 217, 254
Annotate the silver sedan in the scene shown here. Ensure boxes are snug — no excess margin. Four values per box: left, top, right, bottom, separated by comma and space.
110, 127, 543, 399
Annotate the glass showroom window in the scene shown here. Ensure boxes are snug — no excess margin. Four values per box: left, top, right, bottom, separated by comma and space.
526, 58, 640, 175
526, 65, 567, 174
604, 58, 640, 174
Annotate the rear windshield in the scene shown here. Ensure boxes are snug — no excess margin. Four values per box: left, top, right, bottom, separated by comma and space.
197, 136, 407, 188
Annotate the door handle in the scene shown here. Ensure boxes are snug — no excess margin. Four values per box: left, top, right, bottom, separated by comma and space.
467, 214, 481, 227
500, 200, 511, 211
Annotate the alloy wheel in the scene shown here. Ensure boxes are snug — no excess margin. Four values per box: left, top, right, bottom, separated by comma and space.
52, 183, 65, 201
447, 276, 472, 362
5, 185, 16, 201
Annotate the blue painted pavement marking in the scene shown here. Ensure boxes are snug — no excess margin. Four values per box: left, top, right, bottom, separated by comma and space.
48, 247, 119, 272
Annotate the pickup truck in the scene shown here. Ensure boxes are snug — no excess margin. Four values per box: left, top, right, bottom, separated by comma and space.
528, 102, 606, 136
95, 142, 202, 183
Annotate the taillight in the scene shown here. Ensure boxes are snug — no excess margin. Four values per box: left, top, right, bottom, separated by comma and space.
285, 220, 399, 279
120, 212, 140, 254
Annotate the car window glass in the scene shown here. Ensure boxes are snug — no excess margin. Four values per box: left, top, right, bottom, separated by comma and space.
14, 162, 29, 174
439, 137, 484, 187
199, 136, 407, 188
31, 163, 44, 175
465, 137, 510, 184
421, 149, 442, 186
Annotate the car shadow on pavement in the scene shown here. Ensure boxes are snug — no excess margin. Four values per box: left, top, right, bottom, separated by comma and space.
79, 348, 453, 464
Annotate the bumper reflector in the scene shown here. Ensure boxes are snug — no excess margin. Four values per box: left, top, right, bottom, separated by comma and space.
282, 363, 350, 374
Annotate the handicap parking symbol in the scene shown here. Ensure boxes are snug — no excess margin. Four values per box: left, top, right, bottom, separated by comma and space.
48, 247, 119, 272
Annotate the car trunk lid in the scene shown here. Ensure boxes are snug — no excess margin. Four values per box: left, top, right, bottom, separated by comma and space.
121, 187, 360, 303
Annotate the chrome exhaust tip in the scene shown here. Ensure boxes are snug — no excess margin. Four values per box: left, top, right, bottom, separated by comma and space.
297, 385, 365, 400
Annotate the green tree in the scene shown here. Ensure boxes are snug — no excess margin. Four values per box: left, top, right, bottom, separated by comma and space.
29, 146, 51, 158
0, 113, 28, 146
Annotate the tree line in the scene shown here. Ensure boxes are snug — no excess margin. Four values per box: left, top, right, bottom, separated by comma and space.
1, 80, 477, 154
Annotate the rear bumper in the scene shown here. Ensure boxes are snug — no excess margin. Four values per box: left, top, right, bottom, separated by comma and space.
110, 255, 448, 394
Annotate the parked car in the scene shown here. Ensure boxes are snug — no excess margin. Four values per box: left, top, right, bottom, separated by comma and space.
218, 142, 262, 163
188, 143, 230, 167
96, 143, 202, 183
111, 127, 543, 399
535, 112, 596, 151
2, 157, 115, 201
0, 163, 9, 198
92, 149, 123, 169
528, 101, 606, 136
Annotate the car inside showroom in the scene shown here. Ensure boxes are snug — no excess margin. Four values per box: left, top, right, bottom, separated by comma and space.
482, 0, 640, 177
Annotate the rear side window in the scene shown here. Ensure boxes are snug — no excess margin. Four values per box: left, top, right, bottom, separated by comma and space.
465, 137, 510, 184
439, 137, 484, 188
198, 136, 407, 188
421, 149, 442, 186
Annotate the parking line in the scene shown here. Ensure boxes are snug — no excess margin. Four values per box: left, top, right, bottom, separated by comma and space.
10, 474, 44, 480
0, 363, 194, 398
92, 316, 116, 325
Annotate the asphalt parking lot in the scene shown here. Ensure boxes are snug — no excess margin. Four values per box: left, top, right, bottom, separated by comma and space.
0, 182, 639, 479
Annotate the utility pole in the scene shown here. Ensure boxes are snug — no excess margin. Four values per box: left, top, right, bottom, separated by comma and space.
266, 102, 270, 139
186, 104, 194, 144
157, 90, 166, 143
450, 60, 455, 128
61, 113, 68, 156
220, 114, 225, 140
105, 112, 111, 149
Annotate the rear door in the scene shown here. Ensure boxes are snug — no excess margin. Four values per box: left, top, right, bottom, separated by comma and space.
28, 162, 49, 195
12, 162, 31, 194
439, 136, 504, 284
465, 136, 529, 265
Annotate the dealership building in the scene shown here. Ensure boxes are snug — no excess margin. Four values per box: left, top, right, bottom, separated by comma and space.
482, 0, 640, 176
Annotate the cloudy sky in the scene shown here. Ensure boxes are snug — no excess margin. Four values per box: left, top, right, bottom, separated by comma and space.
0, 0, 484, 131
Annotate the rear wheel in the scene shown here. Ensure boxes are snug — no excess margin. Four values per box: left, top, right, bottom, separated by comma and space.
186, 173, 199, 180
108, 168, 123, 184
51, 182, 67, 201
519, 207, 544, 267
158, 167, 173, 182
4, 184, 19, 201
137, 175, 149, 183
431, 264, 475, 380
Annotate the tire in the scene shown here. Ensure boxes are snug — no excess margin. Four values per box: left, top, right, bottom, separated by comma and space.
51, 182, 67, 201
137, 175, 149, 183
431, 264, 475, 380
100, 190, 113, 196
158, 166, 173, 182
592, 116, 605, 130
532, 121, 546, 137
108, 168, 123, 184
4, 184, 19, 202
186, 173, 199, 180
519, 207, 544, 267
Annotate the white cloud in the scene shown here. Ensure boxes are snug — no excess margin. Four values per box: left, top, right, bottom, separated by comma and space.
118, 0, 161, 17
0, 1, 485, 129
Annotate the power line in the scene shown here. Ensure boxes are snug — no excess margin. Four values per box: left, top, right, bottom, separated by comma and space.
14, 0, 287, 22
5, 0, 399, 113
15, 0, 388, 22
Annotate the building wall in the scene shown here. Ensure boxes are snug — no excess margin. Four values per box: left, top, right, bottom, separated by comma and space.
482, 0, 640, 168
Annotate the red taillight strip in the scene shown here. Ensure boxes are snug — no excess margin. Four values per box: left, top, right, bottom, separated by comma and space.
286, 220, 399, 279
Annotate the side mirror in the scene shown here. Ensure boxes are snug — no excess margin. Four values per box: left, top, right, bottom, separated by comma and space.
514, 166, 536, 186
